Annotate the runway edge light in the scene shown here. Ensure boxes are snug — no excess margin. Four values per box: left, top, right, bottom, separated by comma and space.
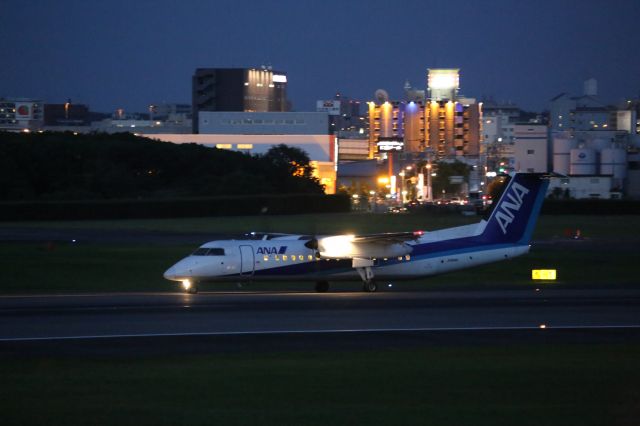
532, 269, 557, 281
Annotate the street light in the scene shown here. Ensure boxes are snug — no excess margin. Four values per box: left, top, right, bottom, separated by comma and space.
425, 163, 433, 202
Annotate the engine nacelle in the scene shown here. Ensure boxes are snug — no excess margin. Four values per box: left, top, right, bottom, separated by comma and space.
317, 235, 412, 259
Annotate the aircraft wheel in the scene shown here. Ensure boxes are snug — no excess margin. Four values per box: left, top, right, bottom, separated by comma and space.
362, 280, 378, 292
315, 281, 329, 293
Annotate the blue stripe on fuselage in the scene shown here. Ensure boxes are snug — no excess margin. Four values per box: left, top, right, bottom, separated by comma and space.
215, 237, 524, 280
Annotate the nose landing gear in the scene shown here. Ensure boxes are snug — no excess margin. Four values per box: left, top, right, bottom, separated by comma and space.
182, 279, 198, 294
362, 280, 378, 292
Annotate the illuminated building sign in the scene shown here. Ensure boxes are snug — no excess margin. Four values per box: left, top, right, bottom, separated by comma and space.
376, 139, 404, 152
428, 69, 459, 89
15, 103, 33, 119
272, 74, 287, 83
427, 68, 460, 100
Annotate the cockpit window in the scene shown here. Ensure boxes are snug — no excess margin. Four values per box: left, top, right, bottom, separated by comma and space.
192, 248, 225, 256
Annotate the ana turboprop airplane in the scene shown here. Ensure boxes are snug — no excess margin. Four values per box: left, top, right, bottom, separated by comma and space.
164, 173, 549, 293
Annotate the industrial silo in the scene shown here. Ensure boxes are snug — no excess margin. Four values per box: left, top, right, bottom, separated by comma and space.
570, 148, 597, 175
553, 137, 576, 175
600, 148, 627, 179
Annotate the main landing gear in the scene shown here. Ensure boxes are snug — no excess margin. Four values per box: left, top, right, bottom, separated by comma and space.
354, 259, 378, 293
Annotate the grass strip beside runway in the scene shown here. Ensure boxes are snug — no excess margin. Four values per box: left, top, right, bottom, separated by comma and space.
1, 343, 638, 426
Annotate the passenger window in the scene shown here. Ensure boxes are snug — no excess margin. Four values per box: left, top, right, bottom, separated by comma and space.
263, 255, 269, 262
282, 255, 288, 261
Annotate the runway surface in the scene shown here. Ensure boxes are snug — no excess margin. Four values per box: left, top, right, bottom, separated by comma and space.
1, 288, 639, 356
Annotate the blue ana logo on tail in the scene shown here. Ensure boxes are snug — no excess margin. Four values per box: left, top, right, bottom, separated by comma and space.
495, 182, 530, 234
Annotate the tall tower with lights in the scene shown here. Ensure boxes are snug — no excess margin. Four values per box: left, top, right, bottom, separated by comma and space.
425, 68, 481, 157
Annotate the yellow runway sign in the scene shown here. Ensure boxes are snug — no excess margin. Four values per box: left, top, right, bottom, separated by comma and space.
532, 269, 557, 280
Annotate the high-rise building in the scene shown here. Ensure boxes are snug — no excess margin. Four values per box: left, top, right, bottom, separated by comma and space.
367, 101, 405, 156
366, 98, 483, 157
366, 69, 481, 159
192, 67, 289, 133
425, 98, 481, 157
425, 69, 480, 157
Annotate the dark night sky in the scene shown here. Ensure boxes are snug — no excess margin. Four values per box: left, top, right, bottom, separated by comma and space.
2, 0, 639, 114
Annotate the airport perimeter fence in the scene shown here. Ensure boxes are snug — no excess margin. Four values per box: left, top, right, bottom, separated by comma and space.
0, 193, 351, 221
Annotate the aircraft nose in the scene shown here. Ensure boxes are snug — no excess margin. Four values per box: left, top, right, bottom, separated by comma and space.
164, 257, 197, 281
163, 265, 177, 280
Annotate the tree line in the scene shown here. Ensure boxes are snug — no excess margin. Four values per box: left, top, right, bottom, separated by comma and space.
0, 132, 324, 201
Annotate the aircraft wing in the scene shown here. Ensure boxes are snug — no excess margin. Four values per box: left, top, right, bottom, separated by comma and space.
351, 231, 424, 244
307, 231, 424, 259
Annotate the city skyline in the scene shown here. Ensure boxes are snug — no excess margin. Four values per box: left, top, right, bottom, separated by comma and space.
2, 0, 639, 113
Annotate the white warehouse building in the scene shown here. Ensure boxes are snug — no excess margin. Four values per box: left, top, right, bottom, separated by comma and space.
513, 124, 548, 173
144, 111, 338, 193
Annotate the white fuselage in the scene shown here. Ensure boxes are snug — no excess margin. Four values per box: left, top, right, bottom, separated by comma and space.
163, 222, 530, 284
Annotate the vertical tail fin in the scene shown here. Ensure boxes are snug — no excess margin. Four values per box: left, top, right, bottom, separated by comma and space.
478, 173, 549, 245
